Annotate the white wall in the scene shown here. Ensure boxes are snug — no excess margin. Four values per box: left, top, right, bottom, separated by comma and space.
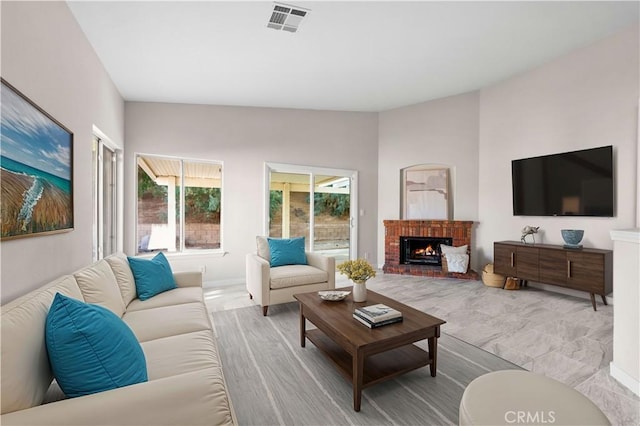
124, 102, 378, 285
377, 92, 481, 268
0, 2, 124, 304
375, 25, 638, 288
477, 25, 639, 282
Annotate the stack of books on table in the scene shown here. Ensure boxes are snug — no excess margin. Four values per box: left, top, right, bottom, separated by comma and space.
353, 303, 403, 328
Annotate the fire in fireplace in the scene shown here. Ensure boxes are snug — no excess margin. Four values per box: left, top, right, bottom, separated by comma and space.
400, 236, 453, 266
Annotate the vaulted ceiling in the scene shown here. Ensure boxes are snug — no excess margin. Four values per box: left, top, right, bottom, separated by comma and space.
68, 1, 639, 112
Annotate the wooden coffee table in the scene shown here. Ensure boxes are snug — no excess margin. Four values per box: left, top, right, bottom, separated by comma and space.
293, 287, 446, 411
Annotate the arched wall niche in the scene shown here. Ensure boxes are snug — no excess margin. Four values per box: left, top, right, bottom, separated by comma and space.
400, 163, 454, 220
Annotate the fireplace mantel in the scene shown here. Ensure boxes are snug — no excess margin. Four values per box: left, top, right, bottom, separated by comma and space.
383, 220, 478, 279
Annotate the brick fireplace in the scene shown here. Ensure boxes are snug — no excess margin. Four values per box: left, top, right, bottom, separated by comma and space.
383, 220, 478, 279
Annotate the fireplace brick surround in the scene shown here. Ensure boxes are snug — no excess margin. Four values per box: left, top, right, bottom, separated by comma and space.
383, 220, 479, 280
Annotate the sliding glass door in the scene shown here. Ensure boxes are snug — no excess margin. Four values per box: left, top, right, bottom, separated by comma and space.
268, 172, 311, 248
312, 174, 351, 263
266, 163, 357, 262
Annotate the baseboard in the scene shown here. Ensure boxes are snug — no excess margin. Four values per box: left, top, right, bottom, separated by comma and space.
203, 278, 245, 289
610, 362, 640, 396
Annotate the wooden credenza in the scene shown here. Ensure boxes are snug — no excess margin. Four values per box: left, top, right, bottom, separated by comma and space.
494, 241, 613, 311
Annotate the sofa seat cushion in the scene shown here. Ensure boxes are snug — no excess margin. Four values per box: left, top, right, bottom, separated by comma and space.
269, 264, 328, 289
1, 276, 83, 414
141, 330, 220, 380
126, 287, 204, 312
122, 302, 211, 343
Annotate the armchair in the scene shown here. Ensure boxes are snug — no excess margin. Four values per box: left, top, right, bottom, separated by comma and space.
246, 237, 335, 316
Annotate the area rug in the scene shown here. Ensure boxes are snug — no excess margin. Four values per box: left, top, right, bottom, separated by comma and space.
212, 303, 521, 426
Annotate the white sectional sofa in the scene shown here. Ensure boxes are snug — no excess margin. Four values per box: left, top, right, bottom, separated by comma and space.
0, 253, 236, 425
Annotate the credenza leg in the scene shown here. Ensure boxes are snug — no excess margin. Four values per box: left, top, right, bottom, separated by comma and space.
590, 293, 597, 311
601, 295, 608, 306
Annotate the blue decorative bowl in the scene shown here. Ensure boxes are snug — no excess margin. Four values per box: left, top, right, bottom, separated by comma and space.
561, 229, 584, 246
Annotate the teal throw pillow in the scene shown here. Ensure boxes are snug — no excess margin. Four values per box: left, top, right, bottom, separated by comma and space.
45, 293, 147, 398
267, 237, 307, 267
127, 252, 177, 301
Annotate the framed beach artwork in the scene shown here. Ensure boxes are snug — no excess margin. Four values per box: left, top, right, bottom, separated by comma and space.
1, 78, 73, 240
401, 166, 450, 220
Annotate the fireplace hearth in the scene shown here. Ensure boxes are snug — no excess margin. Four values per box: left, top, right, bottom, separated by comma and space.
400, 236, 453, 266
383, 220, 478, 279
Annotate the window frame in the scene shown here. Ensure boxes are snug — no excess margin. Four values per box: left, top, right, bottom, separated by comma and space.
135, 153, 224, 255
264, 162, 358, 260
92, 130, 122, 261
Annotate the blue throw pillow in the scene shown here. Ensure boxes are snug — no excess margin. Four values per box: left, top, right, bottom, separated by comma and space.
45, 293, 147, 398
267, 237, 307, 267
127, 252, 177, 301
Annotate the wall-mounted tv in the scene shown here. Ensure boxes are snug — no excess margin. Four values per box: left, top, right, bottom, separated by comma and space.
512, 145, 614, 217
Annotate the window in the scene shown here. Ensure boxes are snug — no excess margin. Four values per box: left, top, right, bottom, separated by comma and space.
136, 154, 222, 254
265, 163, 357, 263
93, 135, 120, 261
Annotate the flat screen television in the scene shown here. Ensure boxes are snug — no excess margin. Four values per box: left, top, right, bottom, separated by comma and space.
512, 145, 614, 217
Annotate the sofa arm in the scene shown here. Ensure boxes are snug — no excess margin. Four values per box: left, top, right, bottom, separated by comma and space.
306, 253, 336, 289
245, 253, 270, 306
0, 369, 234, 426
174, 271, 202, 288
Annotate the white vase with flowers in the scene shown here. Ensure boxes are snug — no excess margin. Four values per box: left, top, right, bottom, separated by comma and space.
337, 258, 376, 303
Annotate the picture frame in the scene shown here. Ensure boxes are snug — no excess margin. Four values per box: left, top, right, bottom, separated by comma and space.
401, 167, 450, 220
1, 78, 74, 240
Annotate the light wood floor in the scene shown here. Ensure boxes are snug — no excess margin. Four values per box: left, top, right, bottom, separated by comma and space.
204, 273, 639, 426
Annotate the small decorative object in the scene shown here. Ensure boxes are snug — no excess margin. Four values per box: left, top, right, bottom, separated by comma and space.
520, 226, 540, 244
352, 282, 367, 303
504, 277, 520, 290
318, 290, 350, 301
482, 264, 505, 288
337, 258, 376, 303
561, 229, 584, 249
353, 303, 403, 328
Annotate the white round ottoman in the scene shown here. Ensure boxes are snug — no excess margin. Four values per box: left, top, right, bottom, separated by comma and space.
459, 370, 610, 426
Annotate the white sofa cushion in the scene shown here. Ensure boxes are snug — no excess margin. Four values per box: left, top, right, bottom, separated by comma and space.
1, 275, 83, 414
270, 264, 329, 289
141, 330, 220, 380
73, 260, 126, 317
256, 236, 271, 262
122, 302, 211, 343
104, 253, 137, 306
126, 287, 204, 312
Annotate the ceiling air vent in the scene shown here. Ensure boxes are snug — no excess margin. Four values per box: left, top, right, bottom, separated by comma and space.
267, 3, 309, 33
